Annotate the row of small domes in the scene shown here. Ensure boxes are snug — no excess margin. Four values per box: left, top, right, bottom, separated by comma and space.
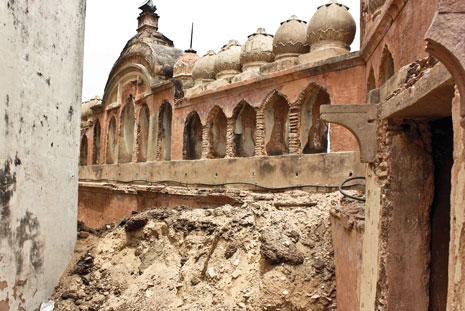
173, 0, 356, 84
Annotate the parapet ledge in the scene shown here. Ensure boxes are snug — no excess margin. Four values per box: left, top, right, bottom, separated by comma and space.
181, 52, 364, 104
320, 104, 378, 163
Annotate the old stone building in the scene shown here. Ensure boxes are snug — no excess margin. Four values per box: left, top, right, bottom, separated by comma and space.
74, 0, 465, 310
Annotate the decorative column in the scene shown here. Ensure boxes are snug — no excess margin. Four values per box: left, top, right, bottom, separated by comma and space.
254, 108, 265, 156
225, 118, 235, 158
201, 125, 210, 159
288, 106, 301, 154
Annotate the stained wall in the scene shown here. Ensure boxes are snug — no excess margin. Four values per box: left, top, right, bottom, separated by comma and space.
0, 1, 85, 309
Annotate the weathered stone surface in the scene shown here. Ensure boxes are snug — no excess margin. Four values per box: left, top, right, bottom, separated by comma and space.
447, 89, 465, 310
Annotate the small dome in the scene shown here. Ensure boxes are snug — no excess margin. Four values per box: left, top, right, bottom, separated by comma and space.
273, 16, 310, 60
173, 49, 200, 79
81, 97, 101, 122
307, 0, 356, 54
192, 50, 217, 85
240, 28, 274, 71
214, 40, 242, 79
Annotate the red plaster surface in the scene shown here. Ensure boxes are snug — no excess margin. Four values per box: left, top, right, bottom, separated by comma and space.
365, 0, 440, 88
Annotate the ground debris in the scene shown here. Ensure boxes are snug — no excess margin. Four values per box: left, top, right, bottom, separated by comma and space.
51, 190, 356, 310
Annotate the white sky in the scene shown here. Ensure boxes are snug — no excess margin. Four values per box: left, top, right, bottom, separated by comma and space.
82, 0, 361, 101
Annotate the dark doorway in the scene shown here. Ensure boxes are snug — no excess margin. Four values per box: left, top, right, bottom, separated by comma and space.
429, 117, 452, 311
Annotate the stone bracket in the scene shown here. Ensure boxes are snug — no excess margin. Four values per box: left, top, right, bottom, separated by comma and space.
320, 104, 378, 163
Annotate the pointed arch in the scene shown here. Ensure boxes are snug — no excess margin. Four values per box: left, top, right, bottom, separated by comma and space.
158, 101, 173, 161
137, 104, 150, 162
379, 45, 395, 86
232, 101, 256, 157
106, 115, 117, 164
206, 106, 227, 159
118, 98, 136, 163
263, 91, 290, 156
300, 88, 329, 154
80, 135, 88, 166
92, 119, 101, 165
183, 111, 203, 160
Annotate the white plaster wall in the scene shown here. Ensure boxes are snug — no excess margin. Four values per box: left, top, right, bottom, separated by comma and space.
0, 0, 85, 310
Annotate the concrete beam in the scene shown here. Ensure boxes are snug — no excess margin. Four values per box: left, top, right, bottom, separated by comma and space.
79, 152, 366, 190
380, 63, 455, 119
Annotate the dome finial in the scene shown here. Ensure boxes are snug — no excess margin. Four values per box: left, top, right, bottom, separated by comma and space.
139, 0, 156, 12
137, 0, 159, 32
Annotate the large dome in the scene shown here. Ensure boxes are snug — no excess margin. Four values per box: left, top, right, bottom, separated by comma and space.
214, 40, 242, 79
240, 28, 274, 71
273, 16, 310, 61
192, 50, 217, 85
306, 0, 356, 59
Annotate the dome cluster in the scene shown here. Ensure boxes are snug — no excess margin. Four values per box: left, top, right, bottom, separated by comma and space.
181, 0, 356, 91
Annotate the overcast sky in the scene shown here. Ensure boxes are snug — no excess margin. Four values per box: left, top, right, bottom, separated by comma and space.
82, 0, 361, 101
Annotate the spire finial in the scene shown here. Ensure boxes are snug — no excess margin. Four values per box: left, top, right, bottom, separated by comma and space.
190, 23, 194, 50
185, 22, 197, 53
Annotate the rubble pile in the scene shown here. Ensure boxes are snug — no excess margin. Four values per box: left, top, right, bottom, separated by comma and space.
52, 189, 362, 311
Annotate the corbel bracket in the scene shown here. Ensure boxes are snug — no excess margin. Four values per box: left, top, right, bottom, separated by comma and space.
320, 104, 378, 163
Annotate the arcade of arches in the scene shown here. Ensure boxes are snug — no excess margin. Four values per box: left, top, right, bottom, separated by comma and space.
81, 85, 335, 165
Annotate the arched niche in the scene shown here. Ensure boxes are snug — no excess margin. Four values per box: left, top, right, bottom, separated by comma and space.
264, 92, 290, 156
158, 102, 172, 161
367, 67, 376, 92
102, 66, 151, 111
92, 119, 101, 165
80, 135, 88, 166
207, 106, 227, 159
300, 87, 329, 154
233, 101, 256, 157
183, 111, 203, 160
118, 99, 136, 163
137, 104, 150, 162
106, 116, 117, 164
379, 46, 395, 86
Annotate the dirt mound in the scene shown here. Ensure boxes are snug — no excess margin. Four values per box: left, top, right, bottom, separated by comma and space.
51, 190, 358, 311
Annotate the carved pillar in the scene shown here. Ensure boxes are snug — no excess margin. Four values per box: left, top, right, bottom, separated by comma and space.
226, 118, 235, 158
368, 0, 385, 20
201, 125, 209, 159
288, 106, 301, 154
254, 108, 265, 156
